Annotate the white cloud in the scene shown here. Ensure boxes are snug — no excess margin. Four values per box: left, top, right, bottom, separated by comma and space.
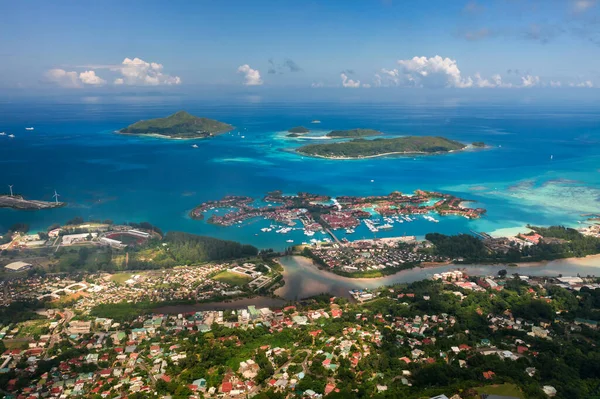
341, 73, 361, 88
45, 69, 81, 88
521, 75, 540, 87
79, 70, 106, 86
569, 80, 594, 87
113, 57, 181, 86
550, 80, 562, 87
45, 68, 106, 88
311, 82, 324, 88
237, 64, 263, 86
396, 56, 473, 88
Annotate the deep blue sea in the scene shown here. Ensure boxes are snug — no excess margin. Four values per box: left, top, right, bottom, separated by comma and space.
1, 95, 599, 250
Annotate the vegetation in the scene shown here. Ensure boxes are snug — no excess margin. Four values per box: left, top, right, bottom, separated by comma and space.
212, 270, 252, 286
119, 111, 233, 139
472, 141, 486, 147
426, 226, 600, 264
287, 126, 310, 133
297, 136, 466, 158
326, 128, 382, 138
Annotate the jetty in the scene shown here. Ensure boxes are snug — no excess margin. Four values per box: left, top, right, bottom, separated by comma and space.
0, 195, 66, 210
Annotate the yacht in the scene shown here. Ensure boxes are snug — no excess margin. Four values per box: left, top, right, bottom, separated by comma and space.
311, 120, 321, 124
8, 134, 15, 138
304, 230, 315, 236
345, 228, 355, 234
191, 144, 198, 148
0, 132, 5, 136
286, 239, 294, 243
379, 223, 393, 230
25, 127, 34, 131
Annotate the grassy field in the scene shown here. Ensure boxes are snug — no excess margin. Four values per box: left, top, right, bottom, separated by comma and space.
212, 270, 252, 286
476, 383, 523, 398
111, 273, 133, 285
15, 319, 50, 338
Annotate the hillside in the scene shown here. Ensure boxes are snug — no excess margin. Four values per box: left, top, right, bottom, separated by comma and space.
326, 128, 382, 138
288, 126, 310, 133
119, 111, 233, 139
297, 136, 467, 159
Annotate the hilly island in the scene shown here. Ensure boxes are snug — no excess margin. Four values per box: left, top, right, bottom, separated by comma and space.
297, 135, 478, 159
118, 110, 233, 139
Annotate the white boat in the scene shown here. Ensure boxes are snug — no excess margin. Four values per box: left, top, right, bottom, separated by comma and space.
241, 136, 245, 139
8, 134, 15, 138
380, 223, 393, 230
345, 228, 355, 234
0, 132, 5, 136
311, 120, 321, 124
25, 127, 34, 131
286, 239, 294, 243
304, 230, 315, 236
192, 144, 198, 148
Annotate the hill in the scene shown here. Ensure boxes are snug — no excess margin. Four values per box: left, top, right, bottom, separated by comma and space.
297, 136, 467, 159
326, 128, 382, 138
118, 111, 233, 139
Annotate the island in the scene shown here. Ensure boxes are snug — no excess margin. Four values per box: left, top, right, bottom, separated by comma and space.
297, 135, 467, 159
472, 141, 486, 147
288, 126, 310, 134
326, 128, 382, 138
0, 194, 65, 210
118, 110, 233, 139
286, 126, 311, 138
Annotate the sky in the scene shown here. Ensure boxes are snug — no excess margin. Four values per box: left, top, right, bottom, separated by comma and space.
1, 0, 599, 93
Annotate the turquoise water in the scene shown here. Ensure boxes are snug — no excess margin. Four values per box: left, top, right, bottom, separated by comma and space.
1, 96, 599, 250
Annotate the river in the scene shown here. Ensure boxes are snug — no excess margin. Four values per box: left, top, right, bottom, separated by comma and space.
274, 255, 600, 300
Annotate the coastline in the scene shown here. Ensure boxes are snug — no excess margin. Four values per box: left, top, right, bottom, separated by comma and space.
296, 149, 462, 160
283, 253, 600, 282
115, 129, 232, 140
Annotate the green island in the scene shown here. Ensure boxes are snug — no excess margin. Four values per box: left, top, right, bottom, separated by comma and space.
288, 126, 310, 134
297, 135, 469, 159
326, 128, 383, 138
118, 110, 233, 139
472, 141, 486, 147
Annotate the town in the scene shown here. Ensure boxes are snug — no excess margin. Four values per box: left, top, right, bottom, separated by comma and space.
1, 270, 598, 399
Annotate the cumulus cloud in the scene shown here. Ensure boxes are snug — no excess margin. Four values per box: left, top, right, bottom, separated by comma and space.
311, 82, 324, 88
45, 68, 106, 88
113, 57, 181, 86
340, 73, 361, 88
79, 70, 106, 86
521, 75, 541, 87
395, 55, 474, 88
237, 64, 263, 86
550, 80, 562, 87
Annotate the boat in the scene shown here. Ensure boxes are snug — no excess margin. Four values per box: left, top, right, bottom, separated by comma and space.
311, 120, 321, 124
0, 132, 5, 136
304, 230, 315, 236
345, 228, 355, 234
241, 136, 245, 139
25, 127, 34, 131
379, 223, 393, 229
286, 239, 294, 243
8, 134, 15, 138
192, 144, 198, 148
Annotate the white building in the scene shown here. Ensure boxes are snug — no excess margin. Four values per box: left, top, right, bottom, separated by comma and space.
4, 261, 32, 272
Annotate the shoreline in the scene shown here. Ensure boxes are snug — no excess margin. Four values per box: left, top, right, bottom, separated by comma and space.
115, 129, 232, 141
296, 149, 463, 160
286, 253, 600, 281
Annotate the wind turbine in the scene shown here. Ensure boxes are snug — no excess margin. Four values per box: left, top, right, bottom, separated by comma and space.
8, 185, 13, 197
53, 190, 60, 204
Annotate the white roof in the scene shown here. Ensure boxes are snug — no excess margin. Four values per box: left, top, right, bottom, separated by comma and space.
5, 261, 32, 271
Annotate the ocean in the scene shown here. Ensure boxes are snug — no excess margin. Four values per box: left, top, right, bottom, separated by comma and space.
1, 95, 599, 250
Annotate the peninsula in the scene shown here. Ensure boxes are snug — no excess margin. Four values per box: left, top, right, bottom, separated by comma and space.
326, 128, 382, 138
0, 194, 65, 210
118, 111, 233, 139
297, 135, 468, 159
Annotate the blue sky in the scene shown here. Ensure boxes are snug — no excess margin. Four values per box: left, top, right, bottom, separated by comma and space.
1, 0, 599, 91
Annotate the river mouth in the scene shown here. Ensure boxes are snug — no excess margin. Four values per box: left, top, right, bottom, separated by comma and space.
274, 255, 600, 301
